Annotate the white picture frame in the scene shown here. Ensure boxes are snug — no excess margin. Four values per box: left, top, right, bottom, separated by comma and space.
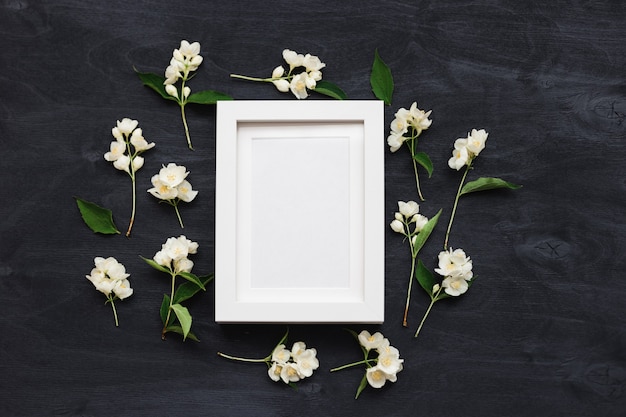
215, 100, 384, 323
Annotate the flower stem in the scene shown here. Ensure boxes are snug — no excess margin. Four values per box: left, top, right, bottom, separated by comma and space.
414, 287, 443, 338
109, 295, 119, 327
402, 245, 417, 328
329, 358, 375, 372
125, 144, 137, 237
216, 352, 269, 363
180, 103, 192, 150
412, 157, 424, 201
162, 272, 176, 340
230, 73, 272, 82
443, 162, 471, 250
173, 202, 184, 228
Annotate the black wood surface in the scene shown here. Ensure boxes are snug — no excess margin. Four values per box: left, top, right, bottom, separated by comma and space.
2, 1, 625, 416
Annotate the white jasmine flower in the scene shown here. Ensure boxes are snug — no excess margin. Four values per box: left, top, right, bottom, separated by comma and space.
158, 163, 189, 188
280, 363, 302, 384
112, 279, 133, 300
104, 139, 126, 162
308, 69, 323, 82
174, 257, 194, 274
390, 114, 409, 135
442, 275, 469, 296
302, 53, 326, 72
387, 132, 405, 153
434, 247, 473, 280
398, 201, 420, 218
268, 362, 283, 382
293, 349, 319, 378
116, 118, 139, 136
466, 128, 488, 156
412, 213, 429, 232
163, 237, 192, 261
176, 180, 198, 202
164, 64, 180, 85
113, 154, 131, 173
390, 219, 404, 234
271, 344, 291, 364
86, 257, 132, 326
130, 129, 155, 151
366, 365, 397, 388
153, 250, 172, 268
357, 330, 387, 351
148, 176, 179, 200
282, 49, 304, 70
448, 142, 470, 170
178, 40, 201, 59
289, 72, 309, 99
376, 345, 404, 375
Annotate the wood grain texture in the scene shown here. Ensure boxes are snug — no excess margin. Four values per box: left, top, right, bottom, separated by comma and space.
1, 0, 625, 416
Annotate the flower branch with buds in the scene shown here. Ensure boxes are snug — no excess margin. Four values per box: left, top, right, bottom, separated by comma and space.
85, 257, 133, 326
230, 48, 346, 100
390, 201, 441, 327
103, 118, 154, 237
218, 330, 320, 386
147, 163, 198, 228
331, 330, 404, 399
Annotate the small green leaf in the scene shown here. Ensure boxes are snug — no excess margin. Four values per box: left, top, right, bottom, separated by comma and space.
173, 274, 214, 304
134, 69, 177, 101
186, 90, 233, 104
170, 304, 192, 341
314, 81, 347, 100
370, 49, 393, 105
415, 259, 438, 297
140, 256, 172, 274
460, 177, 522, 196
74, 197, 120, 234
355, 373, 369, 399
412, 209, 442, 255
413, 151, 434, 178
178, 271, 206, 290
160, 294, 170, 324
164, 325, 199, 342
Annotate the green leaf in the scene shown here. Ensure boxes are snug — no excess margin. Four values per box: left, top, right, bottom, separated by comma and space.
415, 259, 438, 297
186, 90, 233, 104
134, 69, 177, 101
460, 177, 522, 196
411, 209, 442, 255
140, 256, 172, 275
164, 325, 199, 342
173, 274, 214, 304
160, 294, 170, 324
178, 271, 206, 290
370, 49, 393, 105
170, 304, 192, 341
74, 197, 120, 234
313, 80, 347, 100
413, 151, 434, 178
355, 373, 369, 399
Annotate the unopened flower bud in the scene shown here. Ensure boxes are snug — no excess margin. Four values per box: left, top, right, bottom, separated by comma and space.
272, 65, 285, 78
390, 219, 404, 234
183, 86, 191, 99
165, 84, 178, 98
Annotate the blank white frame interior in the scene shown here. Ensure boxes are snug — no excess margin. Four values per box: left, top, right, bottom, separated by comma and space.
215, 100, 384, 323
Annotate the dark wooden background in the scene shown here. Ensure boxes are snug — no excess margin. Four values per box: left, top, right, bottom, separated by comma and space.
1, 0, 625, 416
